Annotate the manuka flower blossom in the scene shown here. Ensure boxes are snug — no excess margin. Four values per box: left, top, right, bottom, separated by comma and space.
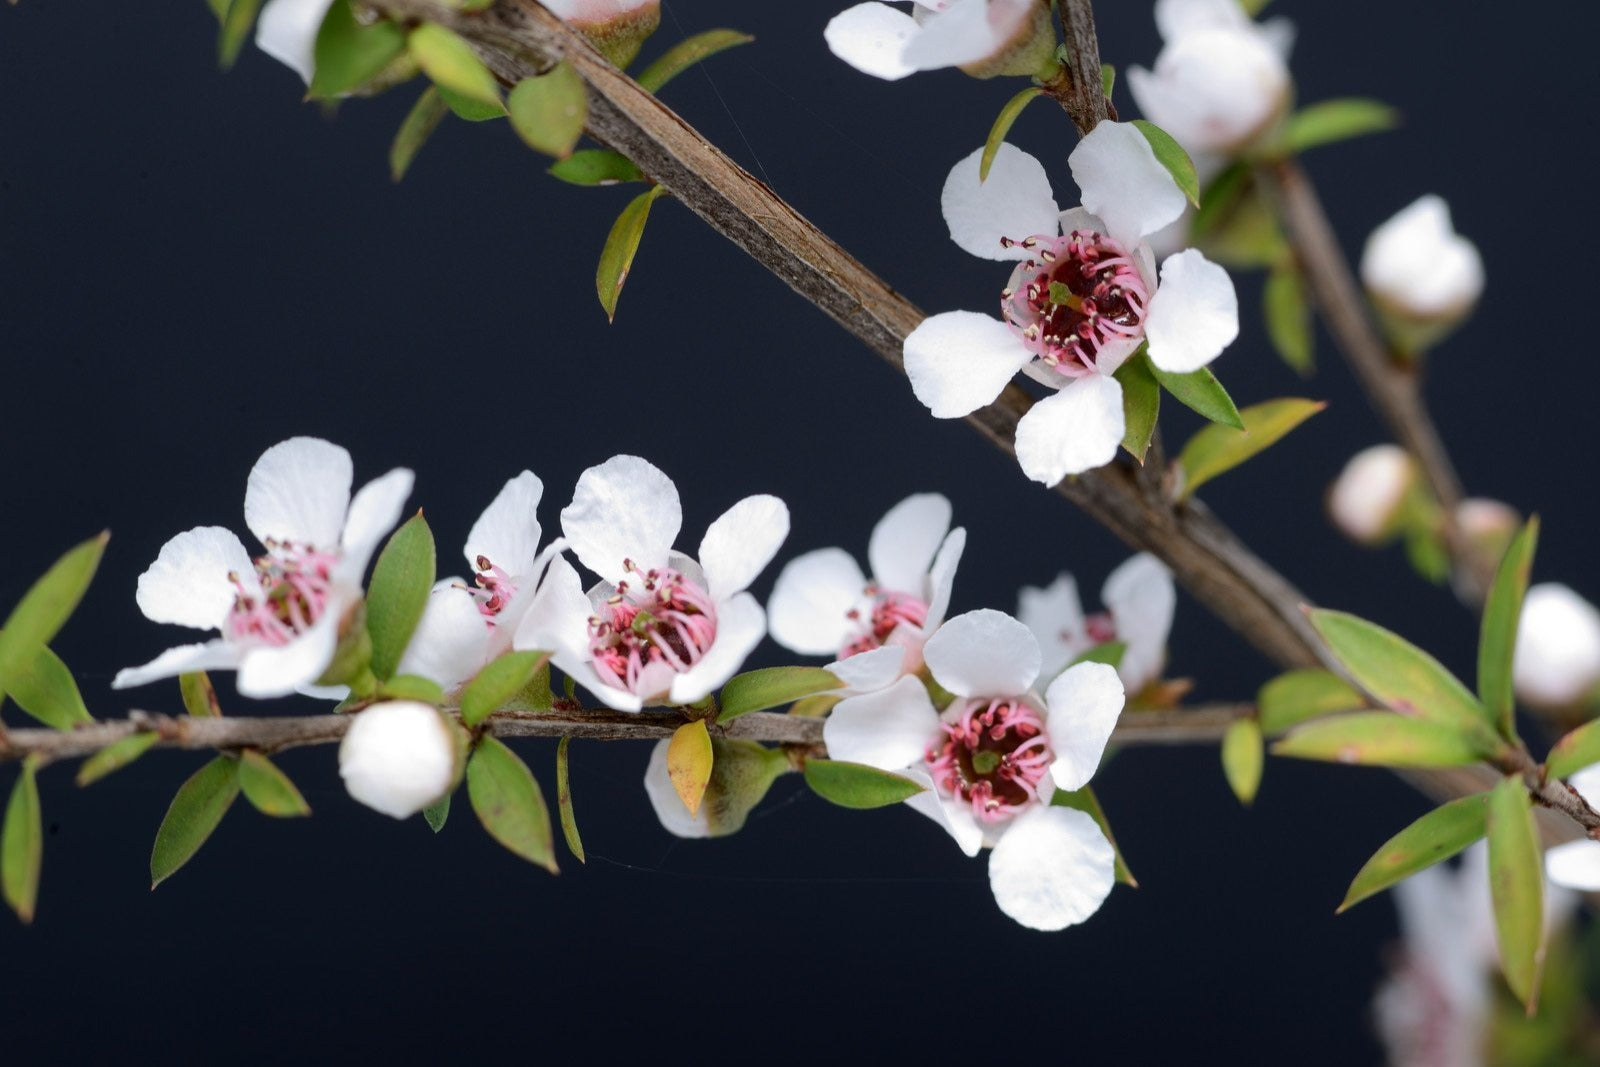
396, 471, 562, 694
824, 0, 1053, 82
516, 455, 788, 712
1327, 444, 1416, 545
767, 492, 965, 690
114, 437, 413, 698
1513, 584, 1600, 712
1361, 195, 1484, 352
338, 700, 459, 820
823, 608, 1124, 930
905, 123, 1239, 485
1018, 553, 1175, 695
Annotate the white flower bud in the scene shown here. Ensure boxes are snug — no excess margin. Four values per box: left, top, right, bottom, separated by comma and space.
545, 0, 661, 68
1360, 196, 1484, 351
1127, 24, 1291, 156
338, 701, 457, 819
1328, 445, 1415, 545
1513, 585, 1600, 711
1455, 498, 1520, 564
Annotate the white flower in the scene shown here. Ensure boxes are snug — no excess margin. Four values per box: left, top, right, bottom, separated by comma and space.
338, 700, 457, 819
905, 124, 1239, 485
396, 471, 563, 694
1361, 196, 1484, 325
114, 437, 413, 699
1513, 584, 1600, 711
515, 455, 789, 712
824, 608, 1124, 930
824, 0, 1048, 82
1327, 444, 1415, 545
1127, 0, 1294, 163
1018, 553, 1175, 695
767, 493, 965, 691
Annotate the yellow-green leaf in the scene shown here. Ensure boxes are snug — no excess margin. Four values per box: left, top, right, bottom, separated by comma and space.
635, 28, 753, 95
3, 642, 91, 730
309, 0, 407, 98
422, 793, 450, 833
1151, 362, 1243, 429
718, 666, 841, 724
2, 757, 42, 923
150, 756, 240, 888
548, 149, 646, 187
666, 719, 713, 818
596, 185, 666, 321
1339, 792, 1489, 912
437, 85, 505, 121
1479, 517, 1539, 740
979, 86, 1043, 182
238, 751, 311, 818
76, 732, 161, 787
556, 736, 584, 863
803, 759, 923, 809
0, 533, 107, 682
507, 62, 588, 159
365, 512, 436, 682
390, 86, 449, 181
180, 671, 221, 718
1176, 397, 1324, 501
1487, 775, 1544, 1012
1272, 712, 1492, 768
1221, 718, 1264, 805
218, 0, 263, 71
409, 23, 501, 109
1281, 98, 1399, 156
459, 650, 549, 727
1257, 668, 1366, 735
1547, 717, 1600, 780
467, 736, 556, 872
1132, 120, 1199, 206
1263, 261, 1313, 375
1114, 355, 1159, 461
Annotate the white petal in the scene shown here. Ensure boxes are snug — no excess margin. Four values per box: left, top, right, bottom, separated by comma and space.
111, 640, 242, 690
923, 527, 966, 630
1019, 572, 1088, 681
235, 601, 346, 698
941, 143, 1059, 261
1514, 585, 1600, 709
902, 766, 984, 857
904, 0, 1027, 72
465, 471, 545, 575
514, 556, 596, 662
244, 436, 353, 550
923, 608, 1040, 698
1568, 764, 1600, 809
1013, 374, 1125, 486
255, 0, 337, 83
1360, 195, 1484, 318
1069, 121, 1187, 248
338, 701, 456, 820
1144, 249, 1239, 372
395, 583, 490, 693
1545, 840, 1600, 892
644, 739, 710, 838
988, 805, 1116, 930
867, 493, 952, 598
562, 455, 681, 584
826, 644, 909, 694
669, 593, 766, 706
904, 311, 1033, 419
822, 674, 939, 770
768, 548, 868, 656
1102, 554, 1175, 693
135, 526, 256, 630
824, 3, 919, 81
556, 649, 644, 713
338, 468, 416, 582
699, 495, 790, 600
1154, 0, 1250, 41
1044, 661, 1125, 791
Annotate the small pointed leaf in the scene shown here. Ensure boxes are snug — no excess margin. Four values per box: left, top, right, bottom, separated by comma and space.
1177, 398, 1324, 501
180, 671, 221, 718
556, 736, 584, 863
1487, 775, 1544, 1012
508, 62, 588, 158
1131, 120, 1200, 206
217, 0, 263, 71
635, 28, 754, 94
1069, 641, 1126, 670
666, 719, 714, 818
979, 86, 1043, 182
437, 86, 505, 121
76, 732, 161, 787
238, 751, 311, 818
1281, 98, 1399, 155
1099, 63, 1115, 99
379, 674, 445, 704
0, 533, 107, 681
718, 666, 841, 724
3, 642, 92, 729
150, 756, 240, 888
390, 86, 449, 181
409, 23, 501, 108
1257, 668, 1367, 735
1113, 355, 1159, 461
1309, 609, 1495, 735
1339, 792, 1489, 912
309, 0, 407, 98
467, 737, 557, 872
1150, 363, 1243, 430
1547, 717, 1600, 780
365, 512, 436, 682
802, 759, 924, 809
422, 793, 451, 833
548, 149, 646, 187
1221, 718, 1264, 805
1479, 517, 1539, 740
1272, 712, 1493, 768
596, 185, 666, 321
459, 650, 550, 727
2, 757, 42, 923
1263, 262, 1313, 374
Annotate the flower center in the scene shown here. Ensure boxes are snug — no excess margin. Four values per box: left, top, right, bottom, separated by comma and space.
1000, 229, 1149, 375
841, 586, 929, 658
926, 697, 1054, 823
1081, 611, 1117, 646
471, 555, 518, 626
226, 541, 339, 647
588, 561, 718, 697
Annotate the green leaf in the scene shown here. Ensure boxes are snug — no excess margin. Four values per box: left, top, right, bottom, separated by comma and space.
596, 185, 666, 321
1176, 397, 1325, 501
556, 736, 584, 863
1051, 784, 1136, 886
1113, 355, 1159, 462
1281, 98, 1399, 155
1132, 120, 1200, 207
379, 674, 445, 704
548, 149, 646, 187
666, 719, 714, 817
1309, 609, 1496, 735
1479, 517, 1539, 740
1257, 668, 1365, 735
635, 28, 754, 94
979, 85, 1043, 182
2, 757, 42, 923
1271, 712, 1492, 768
718, 666, 841, 724
1263, 262, 1313, 374
437, 86, 505, 121
390, 86, 449, 181
1238, 0, 1272, 14
217, 0, 263, 71
459, 650, 550, 727
1069, 641, 1126, 670
309, 0, 407, 98
3, 642, 91, 730
238, 751, 311, 818
1150, 363, 1243, 430
180, 671, 221, 718
150, 756, 241, 888
1547, 717, 1600, 780
365, 512, 436, 682
802, 759, 924, 810
1339, 792, 1489, 912
0, 533, 107, 683
501, 658, 555, 713
76, 732, 160, 787
1404, 525, 1452, 585
409, 23, 501, 109
1487, 775, 1544, 1012
1099, 63, 1115, 100
1191, 162, 1250, 243
207, 0, 228, 20
466, 736, 557, 872
508, 62, 588, 158
422, 793, 451, 833
1221, 718, 1264, 805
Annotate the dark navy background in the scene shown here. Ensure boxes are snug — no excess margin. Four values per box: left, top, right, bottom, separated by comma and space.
1, 1, 1593, 1060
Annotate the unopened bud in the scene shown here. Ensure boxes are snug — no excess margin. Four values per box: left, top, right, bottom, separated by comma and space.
1127, 15, 1292, 155
547, 0, 661, 68
339, 701, 458, 819
1360, 196, 1484, 355
1328, 445, 1415, 545
645, 737, 787, 838
1513, 584, 1600, 711
954, 0, 1057, 80
1455, 498, 1520, 566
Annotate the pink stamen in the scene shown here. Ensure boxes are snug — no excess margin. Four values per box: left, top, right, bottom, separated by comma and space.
471, 554, 518, 627
225, 540, 339, 647
925, 697, 1054, 824
999, 229, 1150, 375
588, 562, 718, 697
841, 586, 929, 658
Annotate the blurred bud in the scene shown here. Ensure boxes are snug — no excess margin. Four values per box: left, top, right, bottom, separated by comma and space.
339, 701, 458, 819
826, 1, 1052, 83
1360, 196, 1484, 355
957, 0, 1057, 80
645, 737, 788, 838
1513, 584, 1600, 712
1454, 498, 1520, 566
545, 0, 661, 68
1327, 445, 1415, 545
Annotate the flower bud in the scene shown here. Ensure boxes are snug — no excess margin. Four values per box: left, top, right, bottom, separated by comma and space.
546, 0, 661, 69
1360, 196, 1484, 354
339, 700, 458, 819
1454, 498, 1520, 566
1127, 19, 1292, 156
953, 0, 1057, 80
1513, 584, 1600, 712
644, 737, 787, 838
1327, 445, 1415, 545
